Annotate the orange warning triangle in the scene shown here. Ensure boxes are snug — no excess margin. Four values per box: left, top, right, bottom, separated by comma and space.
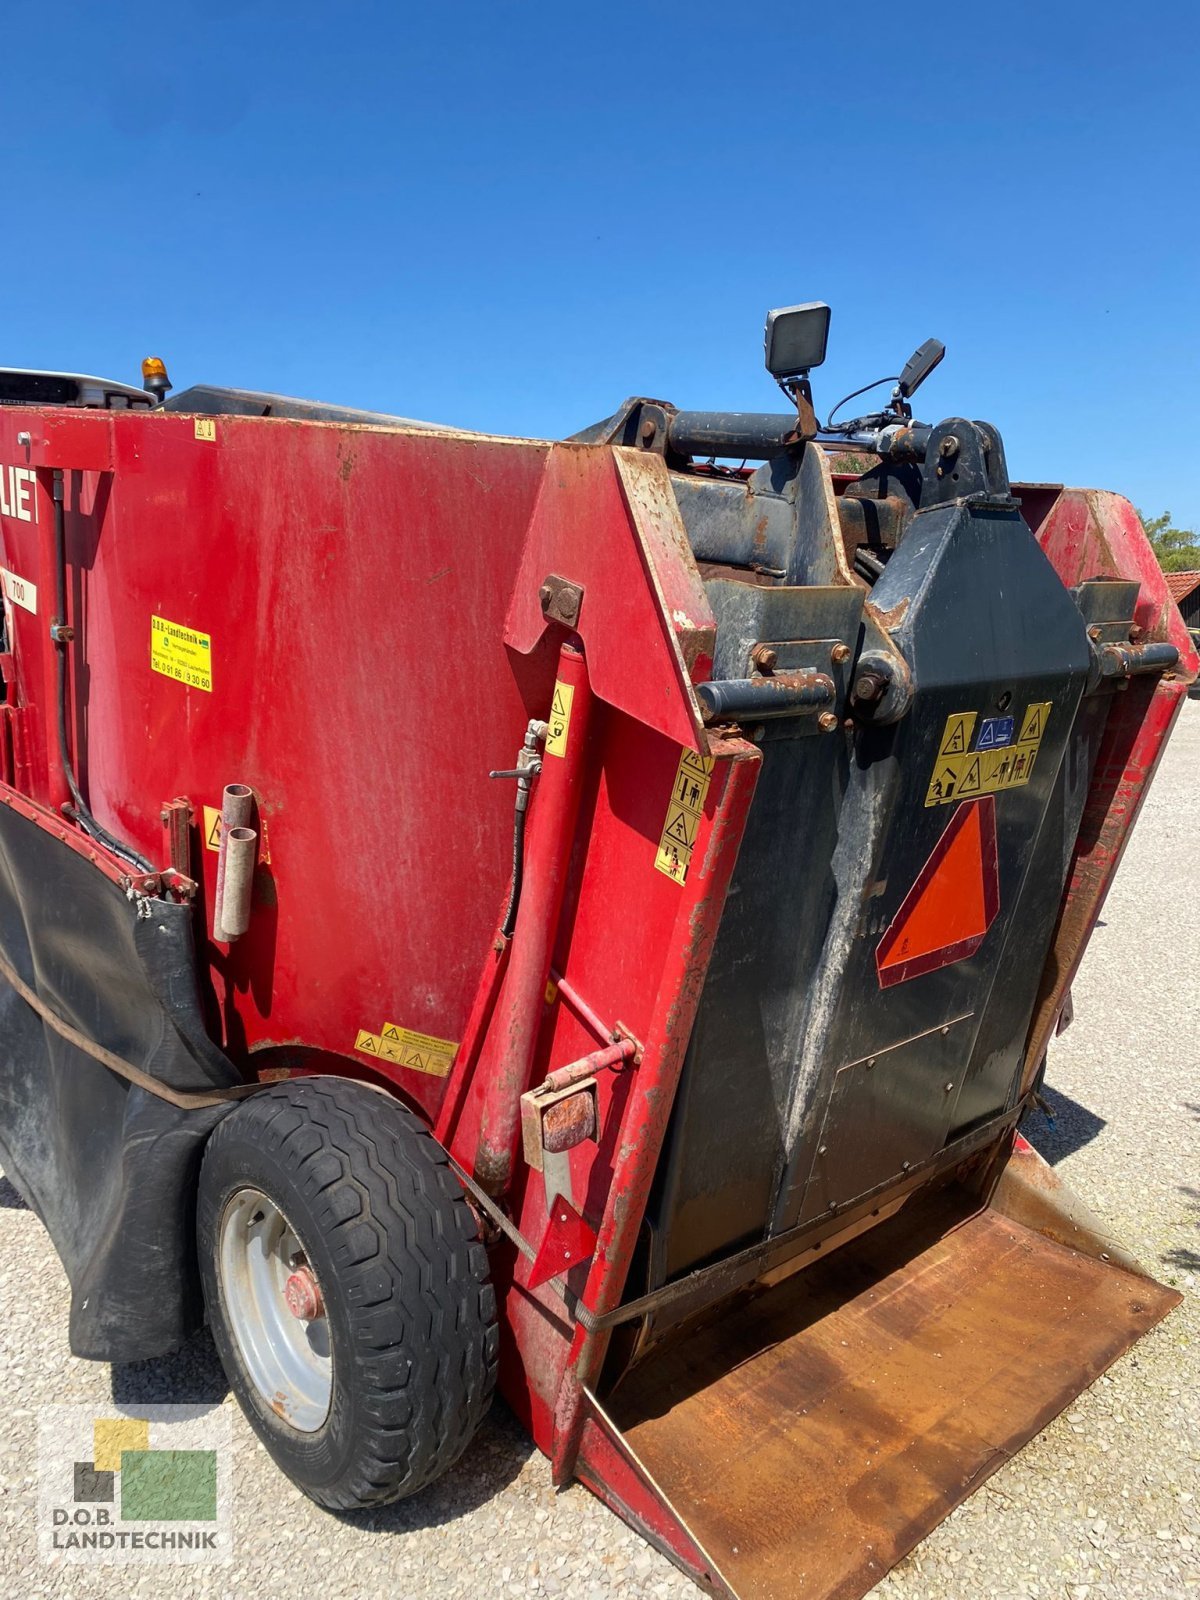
876, 797, 999, 987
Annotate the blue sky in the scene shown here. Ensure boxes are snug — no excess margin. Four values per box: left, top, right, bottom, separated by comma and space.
7, 2, 1198, 523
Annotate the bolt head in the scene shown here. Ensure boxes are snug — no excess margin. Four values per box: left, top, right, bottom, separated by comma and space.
818, 711, 839, 733
831, 643, 852, 664
639, 418, 657, 444
853, 672, 886, 703
752, 645, 778, 673
938, 434, 960, 459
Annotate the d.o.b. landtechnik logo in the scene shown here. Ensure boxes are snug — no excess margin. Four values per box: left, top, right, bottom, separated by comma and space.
38, 1405, 231, 1564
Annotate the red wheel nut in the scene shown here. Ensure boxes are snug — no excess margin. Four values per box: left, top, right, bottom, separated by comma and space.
283, 1267, 324, 1320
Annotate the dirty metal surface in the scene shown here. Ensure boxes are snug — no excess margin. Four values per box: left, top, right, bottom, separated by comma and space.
610, 1184, 1179, 1600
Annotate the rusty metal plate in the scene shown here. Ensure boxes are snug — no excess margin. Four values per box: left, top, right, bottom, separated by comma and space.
609, 1185, 1179, 1600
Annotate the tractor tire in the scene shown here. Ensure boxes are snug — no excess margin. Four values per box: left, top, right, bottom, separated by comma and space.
196, 1077, 497, 1510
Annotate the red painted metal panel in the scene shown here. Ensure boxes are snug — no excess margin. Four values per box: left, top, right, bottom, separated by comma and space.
0, 409, 554, 1119
505, 445, 714, 750
1025, 487, 1195, 1086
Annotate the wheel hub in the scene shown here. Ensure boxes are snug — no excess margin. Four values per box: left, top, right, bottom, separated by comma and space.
283, 1266, 324, 1321
217, 1187, 333, 1433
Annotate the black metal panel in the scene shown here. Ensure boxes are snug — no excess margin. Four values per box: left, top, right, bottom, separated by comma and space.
646, 486, 1096, 1290
773, 500, 1092, 1233
164, 384, 446, 429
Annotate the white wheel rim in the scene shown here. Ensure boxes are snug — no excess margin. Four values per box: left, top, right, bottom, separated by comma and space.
217, 1187, 332, 1432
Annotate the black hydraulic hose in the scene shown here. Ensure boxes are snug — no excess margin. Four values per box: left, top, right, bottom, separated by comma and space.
500, 796, 527, 940
50, 470, 154, 873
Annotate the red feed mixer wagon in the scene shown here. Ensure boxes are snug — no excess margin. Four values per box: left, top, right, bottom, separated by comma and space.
0, 307, 1193, 1600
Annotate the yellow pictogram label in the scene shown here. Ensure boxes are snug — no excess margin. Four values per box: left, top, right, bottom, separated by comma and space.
938, 711, 977, 758
655, 745, 714, 884
925, 701, 1052, 806
1018, 701, 1051, 744
203, 805, 222, 851
355, 1022, 458, 1077
544, 680, 574, 757
194, 418, 217, 442
151, 614, 213, 693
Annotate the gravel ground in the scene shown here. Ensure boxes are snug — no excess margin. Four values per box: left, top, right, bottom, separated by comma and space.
1, 699, 1196, 1600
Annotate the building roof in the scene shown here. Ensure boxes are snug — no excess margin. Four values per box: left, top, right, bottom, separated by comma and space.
1165, 570, 1200, 605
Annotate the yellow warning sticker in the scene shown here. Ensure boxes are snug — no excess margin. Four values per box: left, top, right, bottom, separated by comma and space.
151, 614, 213, 692
194, 417, 217, 442
1018, 701, 1051, 744
655, 745, 714, 884
544, 680, 574, 758
938, 711, 977, 758
202, 805, 222, 851
926, 701, 1051, 806
355, 1022, 458, 1077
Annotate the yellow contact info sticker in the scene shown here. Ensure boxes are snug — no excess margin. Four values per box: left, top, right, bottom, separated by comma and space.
925, 701, 1051, 806
655, 745, 714, 885
354, 1023, 458, 1077
151, 615, 213, 693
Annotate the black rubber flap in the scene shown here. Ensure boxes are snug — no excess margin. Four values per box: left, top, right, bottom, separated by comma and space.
0, 805, 239, 1361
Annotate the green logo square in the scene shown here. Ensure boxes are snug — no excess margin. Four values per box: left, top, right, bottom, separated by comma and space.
119, 1450, 218, 1522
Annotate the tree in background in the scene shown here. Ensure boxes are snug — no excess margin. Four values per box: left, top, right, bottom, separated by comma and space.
1139, 511, 1200, 572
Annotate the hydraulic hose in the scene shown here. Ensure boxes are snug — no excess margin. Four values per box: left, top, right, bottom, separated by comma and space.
501, 799, 527, 939
50, 470, 153, 873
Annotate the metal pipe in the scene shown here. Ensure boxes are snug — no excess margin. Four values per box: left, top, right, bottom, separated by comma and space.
48, 469, 152, 871
1098, 641, 1180, 679
213, 783, 253, 941
667, 411, 798, 460
217, 826, 257, 940
548, 969, 612, 1046
541, 1039, 636, 1096
473, 642, 595, 1196
34, 469, 69, 810
695, 670, 835, 723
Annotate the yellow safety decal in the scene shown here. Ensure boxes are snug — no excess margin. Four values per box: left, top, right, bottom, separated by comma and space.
655, 745, 714, 885
544, 978, 559, 1005
938, 711, 977, 758
151, 614, 213, 693
194, 418, 217, 442
355, 1022, 459, 1077
202, 805, 222, 851
1018, 701, 1051, 744
925, 701, 1052, 807
544, 680, 574, 757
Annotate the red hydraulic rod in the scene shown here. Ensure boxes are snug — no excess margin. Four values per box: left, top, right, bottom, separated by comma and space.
541, 1038, 636, 1096
549, 969, 613, 1045
473, 641, 595, 1196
